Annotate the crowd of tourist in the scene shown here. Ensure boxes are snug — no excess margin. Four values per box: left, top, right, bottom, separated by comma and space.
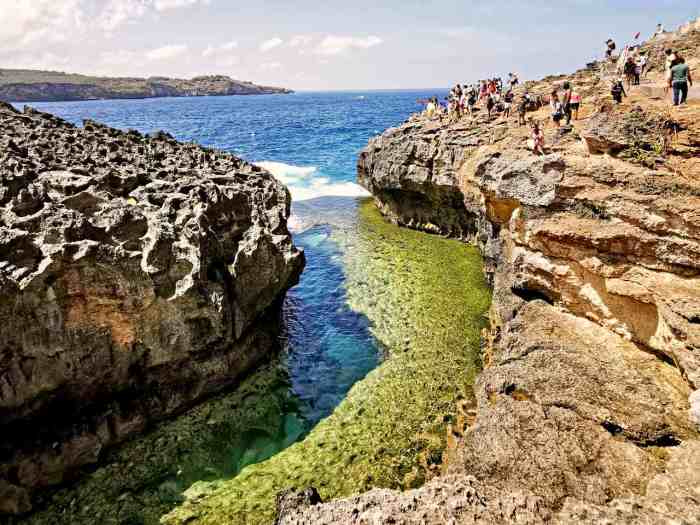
419, 21, 694, 156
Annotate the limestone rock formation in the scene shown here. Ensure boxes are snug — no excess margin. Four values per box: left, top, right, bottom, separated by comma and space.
0, 102, 304, 514
276, 19, 700, 525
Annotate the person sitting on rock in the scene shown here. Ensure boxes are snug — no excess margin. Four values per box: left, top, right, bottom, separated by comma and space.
669, 56, 693, 106
611, 78, 627, 104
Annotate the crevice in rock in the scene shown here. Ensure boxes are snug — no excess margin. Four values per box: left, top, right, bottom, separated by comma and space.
510, 285, 554, 306
637, 434, 682, 448
601, 420, 624, 436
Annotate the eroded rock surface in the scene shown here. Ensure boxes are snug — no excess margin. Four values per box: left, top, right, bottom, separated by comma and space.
0, 102, 304, 514
275, 20, 700, 525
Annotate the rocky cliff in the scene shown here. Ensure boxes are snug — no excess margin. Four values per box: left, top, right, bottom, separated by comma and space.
0, 70, 292, 103
276, 21, 700, 524
0, 102, 303, 515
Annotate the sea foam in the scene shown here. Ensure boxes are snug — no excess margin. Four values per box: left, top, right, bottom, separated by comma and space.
256, 161, 371, 202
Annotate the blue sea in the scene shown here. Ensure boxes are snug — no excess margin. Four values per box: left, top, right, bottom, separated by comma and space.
20, 90, 447, 477
23, 91, 446, 204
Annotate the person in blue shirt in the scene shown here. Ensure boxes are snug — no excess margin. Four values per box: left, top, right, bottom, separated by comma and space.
668, 56, 693, 106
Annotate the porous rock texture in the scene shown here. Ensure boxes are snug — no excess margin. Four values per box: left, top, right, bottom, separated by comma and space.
276, 21, 700, 524
0, 102, 303, 514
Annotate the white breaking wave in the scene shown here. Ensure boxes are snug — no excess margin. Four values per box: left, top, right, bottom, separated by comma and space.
255, 161, 370, 202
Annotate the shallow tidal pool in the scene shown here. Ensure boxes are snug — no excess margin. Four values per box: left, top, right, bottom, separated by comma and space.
15, 198, 490, 525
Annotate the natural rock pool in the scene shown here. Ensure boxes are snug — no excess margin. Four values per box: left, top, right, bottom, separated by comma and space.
8, 92, 488, 525
16, 196, 489, 525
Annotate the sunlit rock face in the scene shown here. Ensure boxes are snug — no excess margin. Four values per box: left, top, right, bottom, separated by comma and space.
0, 102, 304, 514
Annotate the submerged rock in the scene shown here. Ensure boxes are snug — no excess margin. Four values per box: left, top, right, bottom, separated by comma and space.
0, 103, 304, 514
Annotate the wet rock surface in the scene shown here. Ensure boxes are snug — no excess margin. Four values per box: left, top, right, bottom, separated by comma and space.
275, 20, 700, 525
0, 102, 304, 514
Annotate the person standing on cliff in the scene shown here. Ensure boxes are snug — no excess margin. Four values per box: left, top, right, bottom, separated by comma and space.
611, 78, 627, 104
669, 56, 693, 106
561, 82, 573, 125
653, 23, 665, 39
517, 95, 528, 126
503, 89, 514, 119
569, 88, 582, 120
466, 87, 477, 119
638, 53, 648, 79
550, 90, 563, 128
486, 92, 496, 120
605, 39, 616, 60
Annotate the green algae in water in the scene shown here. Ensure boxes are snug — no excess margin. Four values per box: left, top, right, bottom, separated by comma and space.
165, 199, 491, 525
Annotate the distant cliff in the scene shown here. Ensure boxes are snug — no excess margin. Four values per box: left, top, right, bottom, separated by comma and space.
0, 69, 292, 103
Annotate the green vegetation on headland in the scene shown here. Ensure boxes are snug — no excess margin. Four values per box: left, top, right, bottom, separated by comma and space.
162, 199, 491, 525
0, 69, 292, 103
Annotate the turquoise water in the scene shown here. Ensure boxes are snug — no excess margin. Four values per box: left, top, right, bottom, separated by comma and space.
19, 90, 448, 484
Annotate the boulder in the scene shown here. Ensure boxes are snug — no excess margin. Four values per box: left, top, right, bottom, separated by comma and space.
0, 103, 304, 513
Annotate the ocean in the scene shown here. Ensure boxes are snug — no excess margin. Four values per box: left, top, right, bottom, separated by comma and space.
23, 90, 447, 204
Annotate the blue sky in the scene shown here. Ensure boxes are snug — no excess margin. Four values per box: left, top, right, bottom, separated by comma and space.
1, 0, 698, 90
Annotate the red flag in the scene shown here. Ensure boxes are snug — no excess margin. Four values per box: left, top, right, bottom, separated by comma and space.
634, 32, 641, 39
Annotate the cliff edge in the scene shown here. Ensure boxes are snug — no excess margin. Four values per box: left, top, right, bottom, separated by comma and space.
0, 102, 304, 515
275, 20, 700, 525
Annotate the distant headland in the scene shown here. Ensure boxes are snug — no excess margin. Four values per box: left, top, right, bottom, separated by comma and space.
0, 69, 292, 103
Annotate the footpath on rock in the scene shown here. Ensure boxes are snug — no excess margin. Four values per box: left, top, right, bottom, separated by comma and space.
0, 102, 304, 516
168, 20, 700, 525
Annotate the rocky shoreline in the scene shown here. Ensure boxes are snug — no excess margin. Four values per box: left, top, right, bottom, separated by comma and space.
0, 70, 292, 103
273, 22, 700, 524
0, 102, 303, 515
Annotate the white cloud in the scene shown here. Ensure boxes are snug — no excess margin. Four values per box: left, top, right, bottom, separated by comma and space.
0, 0, 85, 51
260, 37, 283, 52
202, 40, 238, 57
0, 51, 71, 71
99, 49, 140, 66
289, 35, 314, 48
99, 0, 150, 32
314, 35, 383, 56
153, 0, 210, 10
146, 44, 189, 60
260, 61, 282, 71
212, 55, 240, 68
97, 0, 211, 32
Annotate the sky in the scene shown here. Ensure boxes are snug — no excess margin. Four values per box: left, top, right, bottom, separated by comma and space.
1, 0, 698, 91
